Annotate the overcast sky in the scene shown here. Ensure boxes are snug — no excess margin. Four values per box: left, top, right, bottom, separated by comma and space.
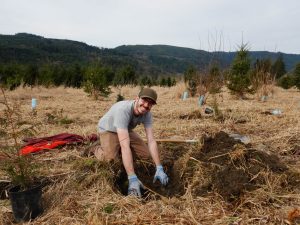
1, 0, 300, 54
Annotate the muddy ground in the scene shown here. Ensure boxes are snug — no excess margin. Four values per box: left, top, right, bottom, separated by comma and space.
115, 131, 300, 202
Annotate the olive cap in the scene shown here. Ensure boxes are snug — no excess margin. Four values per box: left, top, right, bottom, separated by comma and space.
138, 88, 157, 104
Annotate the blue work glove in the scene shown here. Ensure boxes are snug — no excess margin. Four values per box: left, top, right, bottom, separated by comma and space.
153, 165, 169, 186
128, 174, 144, 197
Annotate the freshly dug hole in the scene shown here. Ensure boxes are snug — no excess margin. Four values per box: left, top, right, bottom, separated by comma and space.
114, 142, 188, 199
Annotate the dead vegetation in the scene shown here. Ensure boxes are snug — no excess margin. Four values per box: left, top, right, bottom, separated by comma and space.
1, 84, 300, 224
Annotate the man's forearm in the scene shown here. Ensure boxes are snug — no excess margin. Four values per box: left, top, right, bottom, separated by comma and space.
148, 140, 161, 166
117, 128, 135, 176
120, 146, 135, 175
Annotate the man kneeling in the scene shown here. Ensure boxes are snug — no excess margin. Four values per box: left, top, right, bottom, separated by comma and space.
94, 88, 168, 197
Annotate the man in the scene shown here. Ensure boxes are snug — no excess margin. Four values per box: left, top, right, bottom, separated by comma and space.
95, 88, 169, 197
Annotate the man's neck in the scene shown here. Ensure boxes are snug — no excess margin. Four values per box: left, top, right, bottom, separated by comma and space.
133, 100, 139, 116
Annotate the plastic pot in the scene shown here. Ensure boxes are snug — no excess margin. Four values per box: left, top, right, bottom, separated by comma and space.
9, 183, 43, 223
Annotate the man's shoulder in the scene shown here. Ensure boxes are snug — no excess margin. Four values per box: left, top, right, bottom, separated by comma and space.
113, 100, 134, 109
110, 100, 134, 115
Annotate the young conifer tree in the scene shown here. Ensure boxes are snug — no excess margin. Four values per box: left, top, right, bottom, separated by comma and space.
294, 62, 300, 90
271, 54, 286, 79
227, 44, 253, 98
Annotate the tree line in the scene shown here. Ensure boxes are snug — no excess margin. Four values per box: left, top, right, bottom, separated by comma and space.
2, 44, 300, 101
184, 44, 300, 101
0, 62, 176, 98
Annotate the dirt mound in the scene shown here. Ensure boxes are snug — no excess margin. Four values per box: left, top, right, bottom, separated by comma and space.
114, 131, 299, 202
189, 131, 288, 201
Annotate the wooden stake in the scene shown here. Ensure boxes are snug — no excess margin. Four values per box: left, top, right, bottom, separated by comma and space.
144, 139, 198, 143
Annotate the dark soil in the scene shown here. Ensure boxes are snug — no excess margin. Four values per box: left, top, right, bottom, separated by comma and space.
114, 131, 299, 202
114, 142, 187, 198
190, 131, 288, 201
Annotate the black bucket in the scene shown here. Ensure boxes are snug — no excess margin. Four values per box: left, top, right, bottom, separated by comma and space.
9, 183, 43, 223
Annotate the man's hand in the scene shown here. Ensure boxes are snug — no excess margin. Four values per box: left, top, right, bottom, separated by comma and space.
128, 174, 144, 197
153, 165, 169, 186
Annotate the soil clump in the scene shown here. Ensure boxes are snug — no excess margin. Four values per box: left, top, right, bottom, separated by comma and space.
188, 131, 290, 201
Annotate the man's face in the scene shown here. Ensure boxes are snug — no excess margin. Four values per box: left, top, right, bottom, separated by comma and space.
135, 97, 155, 115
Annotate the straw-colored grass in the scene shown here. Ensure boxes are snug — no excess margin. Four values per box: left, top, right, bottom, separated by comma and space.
1, 83, 300, 224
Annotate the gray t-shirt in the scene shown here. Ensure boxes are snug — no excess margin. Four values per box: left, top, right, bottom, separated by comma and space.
98, 100, 153, 133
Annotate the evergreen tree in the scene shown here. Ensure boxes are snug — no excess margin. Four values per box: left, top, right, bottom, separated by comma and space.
59, 68, 68, 86
38, 64, 54, 87
112, 72, 123, 87
171, 77, 177, 86
166, 77, 172, 87
51, 65, 65, 86
140, 76, 153, 87
227, 44, 253, 98
294, 62, 300, 90
271, 54, 286, 79
23, 64, 39, 87
115, 65, 137, 86
120, 65, 138, 85
1, 64, 23, 90
66, 63, 84, 88
184, 65, 197, 96
160, 77, 166, 87
277, 74, 295, 89
83, 64, 111, 99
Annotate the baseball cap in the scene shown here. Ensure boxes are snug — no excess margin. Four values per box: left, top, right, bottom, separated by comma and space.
138, 88, 157, 105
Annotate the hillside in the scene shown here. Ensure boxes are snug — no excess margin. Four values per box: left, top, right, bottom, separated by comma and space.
115, 45, 300, 72
0, 33, 103, 63
1, 33, 300, 74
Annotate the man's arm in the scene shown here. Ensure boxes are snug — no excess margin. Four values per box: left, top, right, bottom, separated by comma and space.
145, 127, 161, 166
145, 127, 169, 186
116, 128, 135, 175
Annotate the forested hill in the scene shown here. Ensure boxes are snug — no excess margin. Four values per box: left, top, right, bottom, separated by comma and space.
115, 45, 300, 72
1, 33, 300, 74
0, 33, 107, 63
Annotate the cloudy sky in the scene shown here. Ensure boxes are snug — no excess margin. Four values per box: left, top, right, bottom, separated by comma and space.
1, 0, 300, 54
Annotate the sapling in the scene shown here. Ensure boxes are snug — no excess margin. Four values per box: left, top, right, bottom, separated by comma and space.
0, 85, 39, 190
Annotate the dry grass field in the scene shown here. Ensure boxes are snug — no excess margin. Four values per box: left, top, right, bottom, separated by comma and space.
1, 84, 300, 224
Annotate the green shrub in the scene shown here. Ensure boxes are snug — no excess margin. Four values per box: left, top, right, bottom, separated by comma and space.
277, 75, 295, 89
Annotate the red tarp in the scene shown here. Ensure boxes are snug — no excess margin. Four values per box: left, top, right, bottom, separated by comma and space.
19, 133, 98, 155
